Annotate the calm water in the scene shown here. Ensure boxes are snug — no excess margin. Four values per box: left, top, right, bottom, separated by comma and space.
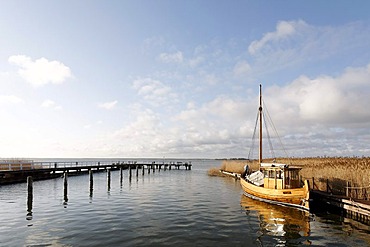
0, 159, 369, 246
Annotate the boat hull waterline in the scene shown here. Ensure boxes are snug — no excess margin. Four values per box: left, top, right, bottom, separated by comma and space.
241, 178, 310, 211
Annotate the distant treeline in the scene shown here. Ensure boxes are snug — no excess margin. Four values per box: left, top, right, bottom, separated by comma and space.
216, 158, 250, 161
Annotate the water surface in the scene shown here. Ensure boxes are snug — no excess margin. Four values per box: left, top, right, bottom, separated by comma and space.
0, 159, 369, 246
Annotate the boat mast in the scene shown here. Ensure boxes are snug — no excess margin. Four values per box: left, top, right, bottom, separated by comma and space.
259, 84, 262, 164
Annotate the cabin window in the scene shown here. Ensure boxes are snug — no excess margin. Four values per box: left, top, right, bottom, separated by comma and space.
269, 170, 275, 179
291, 170, 299, 180
277, 170, 282, 179
264, 170, 268, 178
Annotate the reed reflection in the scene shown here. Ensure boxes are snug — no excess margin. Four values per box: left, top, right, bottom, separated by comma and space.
240, 195, 311, 244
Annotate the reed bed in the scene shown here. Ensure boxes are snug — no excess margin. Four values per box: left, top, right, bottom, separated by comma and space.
211, 157, 370, 200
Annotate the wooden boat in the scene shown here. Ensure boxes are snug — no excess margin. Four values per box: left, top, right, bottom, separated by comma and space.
240, 85, 310, 211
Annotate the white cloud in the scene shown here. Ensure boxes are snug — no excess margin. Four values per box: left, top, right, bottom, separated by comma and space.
233, 60, 251, 77
41, 99, 63, 111
266, 63, 370, 126
189, 56, 204, 68
173, 96, 253, 151
248, 20, 307, 55
0, 95, 23, 105
158, 51, 183, 63
104, 109, 168, 156
98, 100, 118, 110
132, 78, 178, 106
41, 99, 55, 108
245, 20, 370, 77
8, 55, 72, 87
250, 63, 370, 157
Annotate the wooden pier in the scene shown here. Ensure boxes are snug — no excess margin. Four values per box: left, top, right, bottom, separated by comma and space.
0, 160, 192, 185
310, 177, 370, 225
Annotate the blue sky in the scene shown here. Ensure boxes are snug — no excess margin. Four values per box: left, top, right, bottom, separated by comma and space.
1, 1, 370, 158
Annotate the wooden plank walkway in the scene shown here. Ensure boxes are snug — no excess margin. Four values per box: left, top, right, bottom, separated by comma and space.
0, 160, 192, 185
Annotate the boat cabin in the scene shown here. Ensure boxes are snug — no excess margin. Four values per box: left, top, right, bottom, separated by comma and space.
260, 163, 302, 189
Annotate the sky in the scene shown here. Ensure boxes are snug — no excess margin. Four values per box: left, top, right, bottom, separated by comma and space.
0, 0, 370, 159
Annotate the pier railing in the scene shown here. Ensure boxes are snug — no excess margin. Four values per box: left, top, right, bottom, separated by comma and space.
0, 160, 192, 171
0, 160, 112, 171
311, 177, 369, 201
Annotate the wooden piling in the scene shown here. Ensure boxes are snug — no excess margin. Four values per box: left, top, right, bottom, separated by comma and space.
107, 169, 111, 191
63, 172, 68, 202
136, 165, 139, 177
142, 165, 144, 176
129, 166, 132, 180
148, 165, 150, 174
27, 176, 33, 212
120, 167, 123, 185
89, 169, 93, 191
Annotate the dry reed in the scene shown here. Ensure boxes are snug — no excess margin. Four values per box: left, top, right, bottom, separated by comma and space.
207, 167, 227, 177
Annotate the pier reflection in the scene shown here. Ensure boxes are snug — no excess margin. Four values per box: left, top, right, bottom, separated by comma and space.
240, 195, 311, 245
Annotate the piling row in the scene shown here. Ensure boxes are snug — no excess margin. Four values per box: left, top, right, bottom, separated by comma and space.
24, 162, 192, 216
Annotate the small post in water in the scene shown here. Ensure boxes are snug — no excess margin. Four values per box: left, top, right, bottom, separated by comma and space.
120, 166, 123, 185
63, 172, 68, 203
129, 165, 132, 181
27, 176, 33, 213
107, 168, 111, 191
89, 169, 93, 196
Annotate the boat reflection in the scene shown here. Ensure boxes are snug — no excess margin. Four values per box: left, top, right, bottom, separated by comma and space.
241, 195, 311, 244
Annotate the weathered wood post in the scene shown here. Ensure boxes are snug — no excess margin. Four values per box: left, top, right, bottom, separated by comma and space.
27, 176, 33, 213
312, 177, 315, 190
136, 165, 139, 177
148, 165, 150, 174
142, 165, 145, 176
63, 172, 68, 202
89, 169, 93, 195
120, 166, 123, 185
107, 168, 111, 191
129, 165, 132, 181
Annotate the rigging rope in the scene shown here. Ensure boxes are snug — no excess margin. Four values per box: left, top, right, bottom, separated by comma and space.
247, 111, 259, 160
247, 98, 293, 163
263, 111, 276, 159
262, 100, 292, 163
